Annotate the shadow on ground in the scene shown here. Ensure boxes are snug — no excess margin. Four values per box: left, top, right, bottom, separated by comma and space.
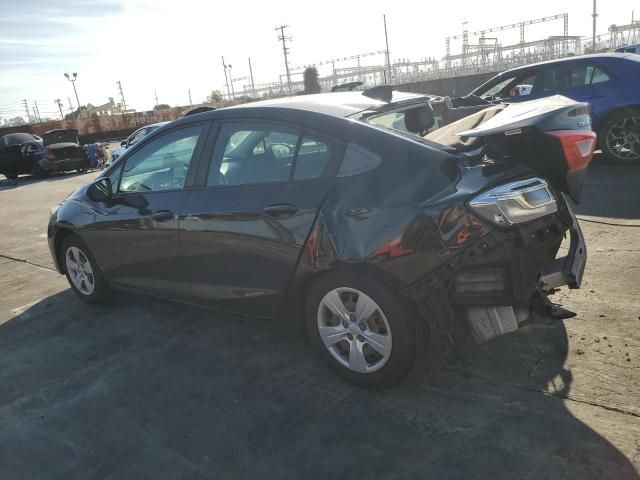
574, 155, 640, 220
0, 290, 637, 479
0, 171, 95, 191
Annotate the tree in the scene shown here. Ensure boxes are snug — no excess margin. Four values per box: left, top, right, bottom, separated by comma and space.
206, 90, 224, 103
7, 116, 25, 126
154, 104, 171, 110
64, 106, 87, 121
303, 67, 321, 94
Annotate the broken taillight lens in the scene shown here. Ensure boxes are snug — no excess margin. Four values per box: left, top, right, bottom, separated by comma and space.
469, 178, 558, 226
46, 149, 55, 161
546, 130, 597, 173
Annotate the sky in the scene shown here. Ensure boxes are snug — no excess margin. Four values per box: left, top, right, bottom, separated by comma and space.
0, 0, 637, 120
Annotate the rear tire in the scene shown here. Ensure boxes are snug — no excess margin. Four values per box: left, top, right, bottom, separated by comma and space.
305, 270, 417, 388
61, 235, 111, 304
599, 109, 640, 164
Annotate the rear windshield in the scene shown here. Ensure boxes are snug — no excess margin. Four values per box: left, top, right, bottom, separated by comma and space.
44, 131, 78, 146
1, 133, 38, 147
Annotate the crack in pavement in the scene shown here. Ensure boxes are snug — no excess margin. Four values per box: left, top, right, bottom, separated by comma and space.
0, 253, 57, 272
428, 363, 640, 419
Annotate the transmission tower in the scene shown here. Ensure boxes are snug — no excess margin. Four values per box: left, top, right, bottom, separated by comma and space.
276, 25, 293, 94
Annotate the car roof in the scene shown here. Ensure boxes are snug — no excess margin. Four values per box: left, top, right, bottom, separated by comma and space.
227, 90, 427, 118
498, 52, 636, 73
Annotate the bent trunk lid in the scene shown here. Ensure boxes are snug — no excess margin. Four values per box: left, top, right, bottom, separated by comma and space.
456, 95, 595, 202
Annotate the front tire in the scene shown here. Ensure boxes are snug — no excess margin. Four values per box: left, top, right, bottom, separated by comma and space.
600, 109, 640, 164
61, 235, 111, 304
305, 271, 417, 387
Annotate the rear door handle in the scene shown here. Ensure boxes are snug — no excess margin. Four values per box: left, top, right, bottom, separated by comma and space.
151, 210, 174, 222
263, 203, 299, 217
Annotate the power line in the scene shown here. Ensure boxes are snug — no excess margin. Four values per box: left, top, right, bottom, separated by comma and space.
276, 25, 293, 94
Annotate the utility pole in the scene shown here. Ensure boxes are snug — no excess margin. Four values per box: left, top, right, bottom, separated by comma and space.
22, 99, 31, 123
276, 25, 293, 94
68, 97, 79, 131
228, 65, 236, 99
154, 90, 159, 107
32, 106, 40, 123
55, 98, 64, 120
116, 81, 127, 114
188, 88, 192, 106
383, 15, 392, 84
248, 57, 256, 98
221, 56, 231, 100
64, 72, 81, 115
592, 0, 598, 52
34, 101, 42, 123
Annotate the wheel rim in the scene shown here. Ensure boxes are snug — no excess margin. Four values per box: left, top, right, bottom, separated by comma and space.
65, 246, 95, 296
606, 115, 640, 161
317, 287, 392, 373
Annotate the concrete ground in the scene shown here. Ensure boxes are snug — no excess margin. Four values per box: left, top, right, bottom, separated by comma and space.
0, 158, 639, 479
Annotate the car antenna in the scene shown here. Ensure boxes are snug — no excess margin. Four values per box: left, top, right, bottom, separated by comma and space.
362, 85, 393, 103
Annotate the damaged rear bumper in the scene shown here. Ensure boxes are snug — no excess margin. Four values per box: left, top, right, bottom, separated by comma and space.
538, 193, 586, 291
406, 197, 586, 344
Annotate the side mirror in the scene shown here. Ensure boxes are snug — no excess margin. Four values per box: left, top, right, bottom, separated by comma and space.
121, 141, 127, 147
87, 177, 113, 202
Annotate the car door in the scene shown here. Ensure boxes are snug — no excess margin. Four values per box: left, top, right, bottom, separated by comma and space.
537, 61, 613, 123
179, 120, 344, 317
83, 123, 208, 300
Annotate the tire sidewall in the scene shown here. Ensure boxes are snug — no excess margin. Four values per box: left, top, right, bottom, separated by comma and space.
61, 235, 109, 304
305, 270, 417, 388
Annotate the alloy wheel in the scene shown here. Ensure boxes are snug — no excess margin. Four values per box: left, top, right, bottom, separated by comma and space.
317, 287, 392, 373
606, 115, 640, 162
65, 246, 95, 296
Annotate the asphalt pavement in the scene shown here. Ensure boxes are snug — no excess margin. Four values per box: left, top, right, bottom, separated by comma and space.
0, 157, 638, 479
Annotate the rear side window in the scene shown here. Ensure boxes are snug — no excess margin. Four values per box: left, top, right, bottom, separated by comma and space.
337, 143, 382, 177
207, 122, 338, 186
540, 63, 610, 90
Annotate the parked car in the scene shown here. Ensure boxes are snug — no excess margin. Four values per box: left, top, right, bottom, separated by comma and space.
48, 89, 593, 387
0, 132, 45, 180
463, 53, 640, 163
38, 129, 89, 176
615, 44, 640, 54
111, 122, 170, 162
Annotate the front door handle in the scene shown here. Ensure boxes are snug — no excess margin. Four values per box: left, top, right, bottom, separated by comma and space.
263, 203, 299, 217
151, 210, 174, 222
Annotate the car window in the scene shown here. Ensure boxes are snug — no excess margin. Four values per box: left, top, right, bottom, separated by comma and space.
208, 123, 335, 186
586, 65, 610, 84
540, 63, 610, 91
118, 125, 203, 193
128, 128, 148, 147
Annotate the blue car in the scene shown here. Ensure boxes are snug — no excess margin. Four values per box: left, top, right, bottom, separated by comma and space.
469, 53, 640, 163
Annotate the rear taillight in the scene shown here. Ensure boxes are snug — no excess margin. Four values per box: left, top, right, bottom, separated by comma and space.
46, 149, 55, 161
546, 130, 597, 173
